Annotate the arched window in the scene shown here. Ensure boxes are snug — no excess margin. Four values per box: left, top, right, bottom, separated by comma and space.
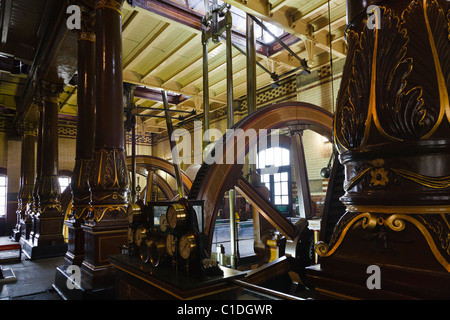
257, 147, 292, 216
58, 176, 71, 193
0, 175, 7, 217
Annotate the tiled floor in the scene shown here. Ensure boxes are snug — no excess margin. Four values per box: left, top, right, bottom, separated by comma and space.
0, 237, 63, 300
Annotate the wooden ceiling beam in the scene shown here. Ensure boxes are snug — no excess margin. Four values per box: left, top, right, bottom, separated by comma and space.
222, 0, 346, 58
126, 0, 205, 33
270, 0, 298, 13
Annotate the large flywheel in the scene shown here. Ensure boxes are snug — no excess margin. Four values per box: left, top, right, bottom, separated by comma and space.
126, 155, 192, 201
188, 101, 333, 257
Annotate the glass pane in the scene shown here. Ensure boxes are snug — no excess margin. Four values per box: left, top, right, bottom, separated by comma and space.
274, 173, 280, 182
274, 182, 281, 195
282, 148, 290, 165
257, 150, 265, 169
282, 196, 289, 205
281, 181, 288, 195
274, 147, 282, 167
275, 196, 281, 204
265, 149, 273, 166
281, 172, 288, 181
265, 183, 270, 190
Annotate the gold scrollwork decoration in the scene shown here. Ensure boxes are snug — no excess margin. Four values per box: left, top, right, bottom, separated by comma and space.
344, 158, 450, 191
316, 212, 450, 272
95, 0, 123, 17
89, 205, 127, 222
315, 212, 372, 257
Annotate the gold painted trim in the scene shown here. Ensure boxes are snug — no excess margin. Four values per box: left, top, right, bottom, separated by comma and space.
95, 0, 123, 18
316, 212, 371, 258
391, 168, 450, 189
78, 32, 96, 42
346, 205, 450, 214
421, 0, 450, 137
389, 214, 450, 272
316, 211, 450, 272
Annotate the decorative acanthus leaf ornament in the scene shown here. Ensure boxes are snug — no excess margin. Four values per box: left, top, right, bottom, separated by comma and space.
334, 0, 450, 152
334, 31, 366, 150
401, 0, 450, 138
375, 8, 427, 141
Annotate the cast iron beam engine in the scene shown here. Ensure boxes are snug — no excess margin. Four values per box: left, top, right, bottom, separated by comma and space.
126, 198, 223, 277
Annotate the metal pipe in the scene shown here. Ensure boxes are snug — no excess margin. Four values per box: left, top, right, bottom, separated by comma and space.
246, 14, 257, 116
135, 114, 179, 119
246, 14, 257, 174
249, 14, 308, 69
202, 30, 210, 144
162, 90, 185, 198
131, 119, 136, 203
225, 11, 234, 129
225, 10, 237, 268
220, 35, 273, 78
135, 106, 194, 114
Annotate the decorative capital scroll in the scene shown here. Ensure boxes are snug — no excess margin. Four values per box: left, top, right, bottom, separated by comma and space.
37, 175, 61, 206
40, 80, 65, 103
32, 86, 44, 111
79, 2, 96, 41
315, 211, 450, 272
86, 147, 129, 224
69, 158, 93, 220
88, 148, 129, 192
95, 0, 123, 16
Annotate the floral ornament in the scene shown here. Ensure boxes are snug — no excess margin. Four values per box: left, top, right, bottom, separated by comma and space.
371, 159, 385, 167
370, 168, 389, 186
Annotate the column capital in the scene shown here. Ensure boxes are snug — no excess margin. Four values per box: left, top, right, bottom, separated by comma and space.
95, 0, 124, 15
19, 121, 37, 136
41, 80, 65, 103
78, 3, 96, 41
32, 87, 44, 111
288, 125, 308, 136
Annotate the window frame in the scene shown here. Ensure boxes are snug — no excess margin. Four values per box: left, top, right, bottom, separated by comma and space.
58, 176, 71, 193
0, 175, 7, 217
257, 147, 292, 216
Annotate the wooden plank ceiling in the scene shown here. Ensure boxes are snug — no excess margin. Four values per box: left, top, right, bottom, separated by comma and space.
0, 0, 348, 134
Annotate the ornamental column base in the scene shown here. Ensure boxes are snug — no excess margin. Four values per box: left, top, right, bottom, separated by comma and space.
20, 206, 67, 260
11, 210, 22, 242
306, 210, 450, 299
64, 218, 85, 266
79, 212, 128, 290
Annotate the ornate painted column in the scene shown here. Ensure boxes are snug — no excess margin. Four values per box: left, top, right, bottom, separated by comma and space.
64, 7, 96, 267
81, 0, 128, 289
12, 122, 36, 242
22, 80, 67, 259
27, 95, 44, 242
307, 0, 450, 299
